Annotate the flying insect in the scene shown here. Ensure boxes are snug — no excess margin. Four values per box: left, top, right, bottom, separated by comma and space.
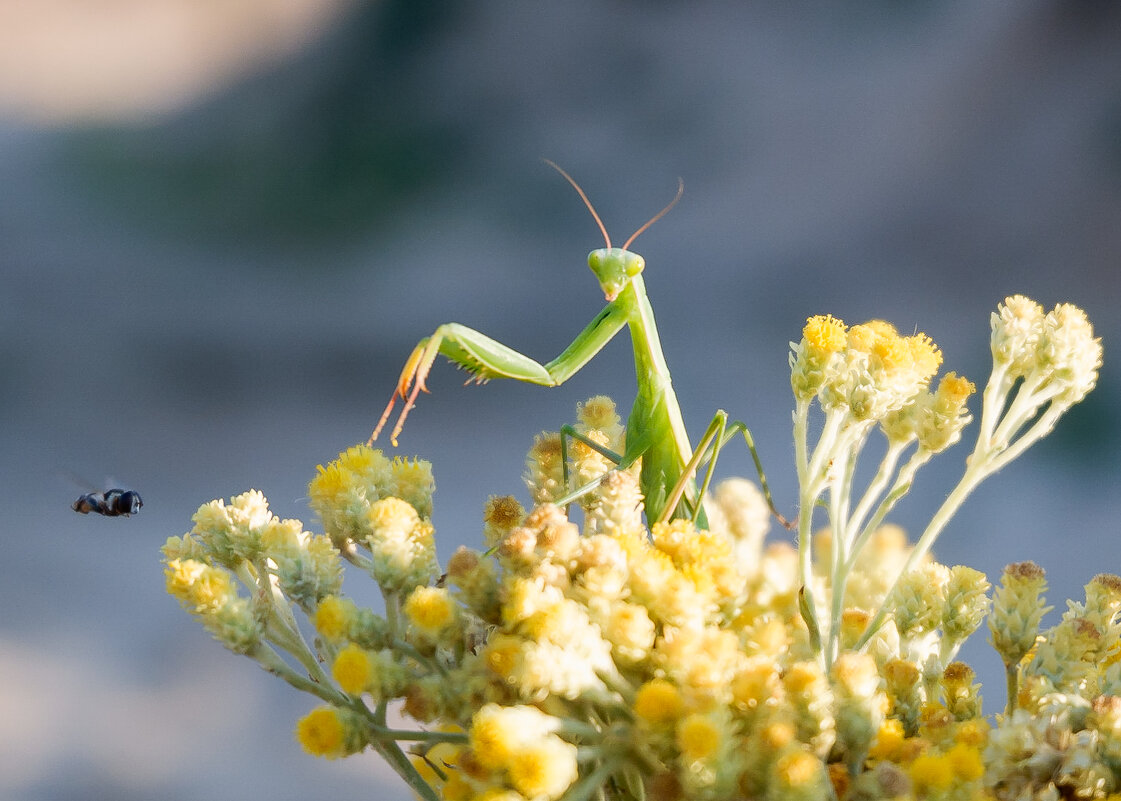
72, 488, 143, 517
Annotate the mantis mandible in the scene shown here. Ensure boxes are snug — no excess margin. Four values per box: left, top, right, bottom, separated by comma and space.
370, 162, 784, 528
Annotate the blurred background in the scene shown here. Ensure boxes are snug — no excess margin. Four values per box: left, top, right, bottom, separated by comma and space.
2, 1, 1120, 798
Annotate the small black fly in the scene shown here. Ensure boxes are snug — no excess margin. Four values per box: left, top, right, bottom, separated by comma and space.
72, 489, 143, 517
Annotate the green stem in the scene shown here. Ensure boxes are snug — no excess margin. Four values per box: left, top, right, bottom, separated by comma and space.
565, 758, 624, 801
855, 461, 987, 649
370, 728, 468, 744
986, 402, 1065, 475
1005, 663, 1019, 717
374, 737, 441, 801
390, 638, 450, 680
843, 481, 910, 577
252, 643, 347, 705
845, 438, 909, 547
796, 501, 823, 658
793, 399, 812, 488
976, 364, 1010, 447
987, 374, 1050, 452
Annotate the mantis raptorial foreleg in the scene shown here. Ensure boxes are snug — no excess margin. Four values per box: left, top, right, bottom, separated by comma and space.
371, 305, 630, 447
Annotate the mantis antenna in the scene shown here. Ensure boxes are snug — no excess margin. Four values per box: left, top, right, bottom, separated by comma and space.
623, 178, 683, 250
543, 159, 612, 248
543, 159, 685, 252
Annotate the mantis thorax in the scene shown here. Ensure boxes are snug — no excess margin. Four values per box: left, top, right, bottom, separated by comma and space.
588, 247, 645, 302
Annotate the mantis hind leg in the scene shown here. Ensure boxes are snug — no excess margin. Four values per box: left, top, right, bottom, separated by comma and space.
658, 411, 792, 529
554, 424, 705, 527
553, 424, 625, 509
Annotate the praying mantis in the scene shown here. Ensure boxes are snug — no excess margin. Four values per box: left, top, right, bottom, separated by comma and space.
370, 162, 784, 528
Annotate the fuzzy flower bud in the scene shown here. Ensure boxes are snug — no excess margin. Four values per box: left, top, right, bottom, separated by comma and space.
332, 643, 375, 695
572, 534, 629, 600
404, 585, 459, 640
587, 469, 645, 540
571, 427, 614, 497
314, 595, 355, 643
389, 456, 434, 520
916, 372, 975, 453
573, 394, 627, 501
634, 678, 684, 727
468, 704, 561, 770
908, 751, 957, 796
767, 748, 830, 801
675, 709, 741, 800
712, 478, 771, 569
347, 606, 392, 650
676, 711, 726, 762
657, 625, 745, 698
1038, 302, 1101, 404
295, 705, 368, 759
1026, 617, 1100, 694
833, 322, 942, 422
598, 600, 656, 664
879, 401, 919, 445
190, 491, 273, 567
942, 662, 982, 721
784, 660, 836, 758
576, 395, 625, 452
1073, 573, 1121, 645
1092, 695, 1121, 774
308, 445, 394, 545
447, 546, 501, 623
941, 565, 991, 653
791, 314, 847, 401
890, 563, 949, 640
731, 656, 785, 718
883, 658, 923, 735
526, 504, 581, 565
165, 558, 235, 614
483, 495, 525, 548
832, 652, 886, 770
505, 734, 579, 801
525, 432, 565, 505
161, 533, 208, 563
989, 561, 1051, 669
365, 497, 438, 594
335, 646, 406, 700
991, 295, 1045, 376
261, 518, 343, 608
627, 547, 709, 629
161, 558, 262, 653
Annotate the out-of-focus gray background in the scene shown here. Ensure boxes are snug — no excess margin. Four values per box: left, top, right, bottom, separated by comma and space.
3, 2, 1119, 798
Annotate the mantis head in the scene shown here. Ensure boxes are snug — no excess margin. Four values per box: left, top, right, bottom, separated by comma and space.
588, 248, 645, 301
544, 159, 683, 301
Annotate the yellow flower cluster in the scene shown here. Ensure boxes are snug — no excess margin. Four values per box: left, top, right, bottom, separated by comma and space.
788, 296, 1098, 676
792, 315, 948, 426
164, 436, 1009, 800
161, 297, 1112, 801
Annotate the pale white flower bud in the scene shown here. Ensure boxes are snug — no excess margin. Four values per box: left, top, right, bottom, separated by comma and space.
991, 295, 1044, 376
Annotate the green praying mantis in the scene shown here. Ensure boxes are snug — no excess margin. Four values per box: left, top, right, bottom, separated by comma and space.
370, 162, 786, 529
